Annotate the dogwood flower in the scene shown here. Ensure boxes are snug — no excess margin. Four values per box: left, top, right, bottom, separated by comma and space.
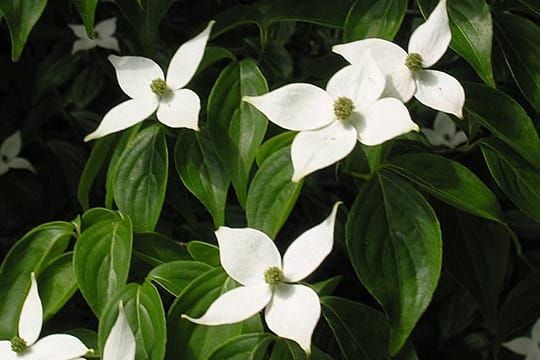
103, 302, 136, 360
69, 17, 120, 54
0, 131, 35, 175
503, 317, 540, 359
422, 112, 467, 148
183, 202, 341, 354
333, 0, 465, 119
0, 273, 90, 359
243, 52, 417, 181
84, 20, 215, 142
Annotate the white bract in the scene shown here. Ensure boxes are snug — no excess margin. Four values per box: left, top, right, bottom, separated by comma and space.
333, 0, 465, 119
103, 302, 136, 360
422, 112, 467, 148
84, 21, 215, 142
0, 131, 35, 175
503, 317, 540, 360
243, 52, 417, 182
0, 273, 90, 360
69, 17, 120, 54
183, 202, 341, 354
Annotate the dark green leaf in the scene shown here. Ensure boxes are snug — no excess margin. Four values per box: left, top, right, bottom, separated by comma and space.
39, 252, 77, 321
344, 0, 407, 41
208, 333, 274, 360
263, 0, 353, 28
346, 171, 442, 354
72, 0, 99, 37
147, 260, 212, 296
134, 232, 190, 266
255, 131, 295, 167
187, 241, 220, 267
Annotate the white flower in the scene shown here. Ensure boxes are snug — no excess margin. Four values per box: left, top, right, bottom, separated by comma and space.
422, 112, 467, 148
243, 52, 417, 182
103, 302, 136, 360
0, 131, 35, 175
503, 317, 540, 360
84, 21, 215, 142
333, 0, 465, 119
183, 202, 341, 354
0, 273, 90, 360
69, 18, 120, 54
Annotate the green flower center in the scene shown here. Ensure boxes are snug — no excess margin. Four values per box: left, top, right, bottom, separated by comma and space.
405, 53, 423, 71
10, 336, 28, 353
264, 266, 284, 285
333, 97, 355, 121
150, 78, 171, 96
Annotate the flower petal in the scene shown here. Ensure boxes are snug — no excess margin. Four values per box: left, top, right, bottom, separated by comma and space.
29, 334, 89, 360
433, 112, 456, 135
0, 340, 16, 360
408, 0, 451, 68
68, 24, 87, 39
243, 84, 334, 131
71, 39, 97, 54
353, 98, 418, 146
84, 97, 158, 142
166, 21, 215, 90
532, 317, 540, 342
0, 162, 9, 175
94, 17, 117, 38
282, 202, 340, 282
325, 53, 385, 108
502, 337, 535, 355
19, 273, 42, 346
108, 55, 164, 99
183, 285, 271, 326
421, 128, 444, 146
9, 158, 36, 173
156, 88, 200, 130
265, 284, 320, 354
1, 131, 22, 159
215, 227, 281, 286
96, 37, 120, 52
291, 120, 357, 182
103, 302, 136, 360
333, 39, 414, 102
450, 131, 467, 148
414, 69, 465, 119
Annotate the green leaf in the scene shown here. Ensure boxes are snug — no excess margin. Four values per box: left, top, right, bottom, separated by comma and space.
344, 0, 407, 41
175, 130, 229, 227
0, 222, 74, 338
198, 46, 236, 74
0, 0, 47, 60
39, 252, 77, 321
386, 153, 503, 223
72, 0, 99, 37
133, 232, 190, 266
263, 0, 353, 28
417, 0, 495, 87
208, 333, 274, 360
74, 214, 133, 316
246, 146, 304, 238
187, 241, 220, 267
71, 65, 104, 109
114, 126, 168, 232
147, 260, 212, 296
346, 171, 442, 354
98, 282, 166, 360
81, 207, 122, 229
255, 131, 295, 167
464, 82, 540, 168
443, 212, 510, 331
480, 138, 540, 224
207, 59, 268, 207
321, 296, 390, 360
495, 13, 540, 113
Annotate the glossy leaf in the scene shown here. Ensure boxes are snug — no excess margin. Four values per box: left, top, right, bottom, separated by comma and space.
263, 0, 353, 28
147, 260, 213, 296
74, 214, 133, 316
255, 131, 295, 168
321, 296, 390, 360
114, 126, 168, 232
175, 130, 229, 227
346, 171, 442, 354
81, 207, 122, 229
0, 222, 74, 338
72, 0, 99, 37
39, 252, 77, 321
207, 59, 268, 207
246, 146, 304, 238
344, 0, 407, 41
98, 282, 166, 360
133, 232, 190, 266
187, 241, 220, 267
464, 82, 540, 168
208, 333, 274, 360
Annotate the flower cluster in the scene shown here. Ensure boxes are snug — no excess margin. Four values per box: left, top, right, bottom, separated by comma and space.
0, 131, 35, 176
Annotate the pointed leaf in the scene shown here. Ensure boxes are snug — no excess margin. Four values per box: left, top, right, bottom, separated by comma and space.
72, 0, 99, 37
133, 232, 190, 266
147, 260, 212, 296
344, 0, 407, 41
208, 333, 274, 360
39, 253, 77, 321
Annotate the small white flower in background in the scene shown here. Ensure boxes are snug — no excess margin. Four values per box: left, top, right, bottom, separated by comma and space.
183, 202, 341, 354
0, 273, 90, 360
69, 17, 120, 54
333, 0, 465, 119
84, 21, 215, 142
503, 317, 540, 359
103, 302, 136, 360
0, 131, 35, 176
243, 52, 417, 182
422, 112, 467, 148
